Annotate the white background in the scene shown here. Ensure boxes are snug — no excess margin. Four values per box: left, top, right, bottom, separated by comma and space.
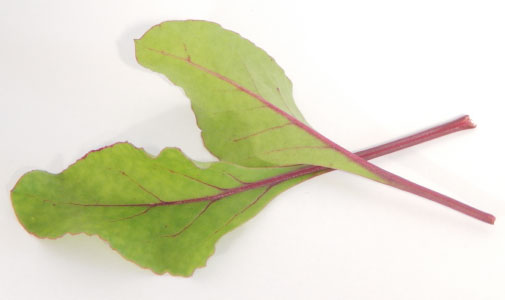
1, 0, 504, 299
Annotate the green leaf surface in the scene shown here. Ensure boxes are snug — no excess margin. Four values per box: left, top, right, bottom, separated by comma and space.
135, 20, 379, 181
135, 21, 497, 226
11, 143, 319, 276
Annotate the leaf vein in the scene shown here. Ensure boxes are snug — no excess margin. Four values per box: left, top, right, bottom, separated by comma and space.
110, 207, 153, 222
161, 200, 215, 238
232, 122, 293, 142
211, 185, 274, 237
118, 170, 166, 203
154, 165, 227, 191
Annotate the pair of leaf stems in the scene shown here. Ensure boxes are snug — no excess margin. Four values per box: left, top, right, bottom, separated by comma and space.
234, 115, 495, 224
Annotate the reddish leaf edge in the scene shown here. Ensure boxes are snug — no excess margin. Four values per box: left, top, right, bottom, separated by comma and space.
11, 115, 491, 277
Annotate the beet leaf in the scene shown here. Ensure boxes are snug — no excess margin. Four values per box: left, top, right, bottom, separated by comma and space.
135, 20, 494, 224
11, 117, 487, 276
12, 144, 315, 276
11, 20, 495, 276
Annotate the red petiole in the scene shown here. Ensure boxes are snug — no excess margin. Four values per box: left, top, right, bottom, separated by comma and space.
144, 44, 494, 225
249, 115, 494, 224
73, 115, 494, 224
302, 115, 495, 224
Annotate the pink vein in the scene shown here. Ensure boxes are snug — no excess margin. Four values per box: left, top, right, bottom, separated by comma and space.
145, 47, 495, 224
111, 207, 153, 222
225, 172, 250, 184
158, 166, 226, 191
232, 123, 293, 142
212, 185, 274, 236
162, 200, 215, 238
118, 170, 165, 203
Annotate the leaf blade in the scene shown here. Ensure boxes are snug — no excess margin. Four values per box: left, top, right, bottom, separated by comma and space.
11, 143, 317, 276
135, 21, 381, 181
135, 21, 496, 224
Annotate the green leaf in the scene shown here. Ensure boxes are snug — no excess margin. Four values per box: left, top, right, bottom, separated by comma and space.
135, 20, 379, 181
11, 22, 493, 279
135, 21, 496, 225
11, 143, 319, 276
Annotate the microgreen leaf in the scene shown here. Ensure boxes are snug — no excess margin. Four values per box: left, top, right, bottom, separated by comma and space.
11, 20, 495, 277
11, 116, 488, 275
135, 20, 494, 224
12, 143, 318, 276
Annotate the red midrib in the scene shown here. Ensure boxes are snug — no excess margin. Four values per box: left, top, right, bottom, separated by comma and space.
143, 47, 494, 224
145, 47, 391, 180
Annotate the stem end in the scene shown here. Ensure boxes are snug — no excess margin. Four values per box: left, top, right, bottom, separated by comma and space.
461, 115, 477, 129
